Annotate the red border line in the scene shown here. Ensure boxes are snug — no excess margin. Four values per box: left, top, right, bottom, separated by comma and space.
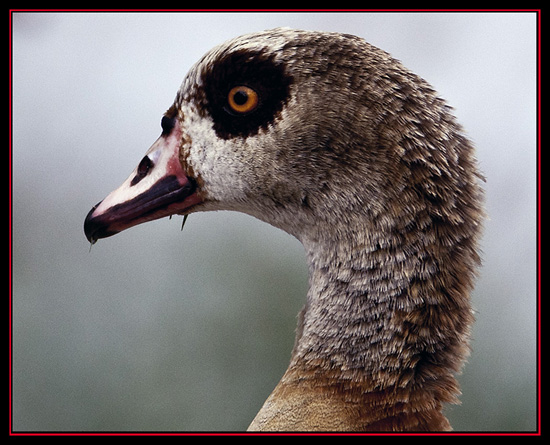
9, 8, 542, 437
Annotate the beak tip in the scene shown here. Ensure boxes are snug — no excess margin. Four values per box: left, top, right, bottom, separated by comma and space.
84, 201, 119, 244
84, 202, 99, 243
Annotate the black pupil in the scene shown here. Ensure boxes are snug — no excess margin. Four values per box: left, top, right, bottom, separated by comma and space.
233, 90, 249, 105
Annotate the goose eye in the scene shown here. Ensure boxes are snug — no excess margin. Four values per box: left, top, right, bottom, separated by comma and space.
227, 86, 259, 114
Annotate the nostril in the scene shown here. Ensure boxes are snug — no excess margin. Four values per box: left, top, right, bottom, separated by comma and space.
131, 155, 153, 186
138, 155, 153, 176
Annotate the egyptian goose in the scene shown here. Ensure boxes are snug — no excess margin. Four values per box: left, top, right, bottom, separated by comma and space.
84, 28, 483, 431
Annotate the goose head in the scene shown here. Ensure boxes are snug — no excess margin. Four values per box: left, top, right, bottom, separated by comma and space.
84, 28, 483, 431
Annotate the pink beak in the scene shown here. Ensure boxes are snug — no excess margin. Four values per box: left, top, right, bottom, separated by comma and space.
84, 115, 203, 244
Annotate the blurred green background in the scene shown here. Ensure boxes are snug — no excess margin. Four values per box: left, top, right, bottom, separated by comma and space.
12, 12, 538, 432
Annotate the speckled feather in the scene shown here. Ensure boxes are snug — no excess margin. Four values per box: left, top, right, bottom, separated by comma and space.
88, 27, 484, 431
167, 28, 485, 431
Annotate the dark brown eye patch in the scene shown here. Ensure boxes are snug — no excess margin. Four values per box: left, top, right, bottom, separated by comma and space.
200, 49, 293, 140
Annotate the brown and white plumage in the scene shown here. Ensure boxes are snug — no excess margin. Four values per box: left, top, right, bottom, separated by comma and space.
84, 28, 484, 431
